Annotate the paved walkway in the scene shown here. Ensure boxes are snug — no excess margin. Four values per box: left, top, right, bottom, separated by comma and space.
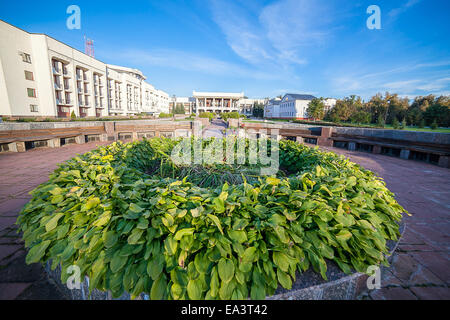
319, 146, 450, 300
0, 141, 109, 299
0, 140, 448, 299
202, 119, 227, 138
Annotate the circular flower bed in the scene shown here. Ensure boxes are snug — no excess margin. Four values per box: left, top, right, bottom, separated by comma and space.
17, 137, 407, 300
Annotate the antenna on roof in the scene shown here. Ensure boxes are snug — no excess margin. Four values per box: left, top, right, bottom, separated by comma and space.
84, 35, 95, 58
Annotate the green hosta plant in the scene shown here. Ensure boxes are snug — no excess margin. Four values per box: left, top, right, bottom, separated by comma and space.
16, 138, 407, 300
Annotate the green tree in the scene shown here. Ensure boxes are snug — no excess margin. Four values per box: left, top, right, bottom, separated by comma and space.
325, 95, 363, 122
366, 93, 389, 124
419, 118, 425, 128
174, 104, 185, 114
350, 110, 371, 124
392, 117, 400, 129
400, 118, 407, 129
423, 99, 450, 127
252, 103, 264, 118
306, 98, 326, 120
71, 110, 76, 120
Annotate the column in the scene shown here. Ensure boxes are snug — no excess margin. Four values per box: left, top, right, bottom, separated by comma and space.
195, 98, 199, 115
400, 149, 410, 160
348, 142, 356, 151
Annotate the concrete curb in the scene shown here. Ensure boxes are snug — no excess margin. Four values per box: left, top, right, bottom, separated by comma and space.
44, 223, 405, 300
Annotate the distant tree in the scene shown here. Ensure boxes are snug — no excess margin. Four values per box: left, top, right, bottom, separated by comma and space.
367, 93, 389, 123
306, 98, 326, 120
174, 104, 185, 114
423, 101, 450, 127
252, 103, 264, 118
400, 118, 407, 129
350, 110, 371, 124
377, 116, 385, 128
325, 95, 363, 122
392, 117, 400, 129
71, 110, 76, 120
385, 93, 409, 124
419, 118, 425, 128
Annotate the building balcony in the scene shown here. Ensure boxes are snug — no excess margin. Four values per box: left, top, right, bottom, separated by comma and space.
76, 74, 83, 81
84, 89, 91, 95
64, 85, 72, 92
83, 76, 90, 83
63, 69, 71, 78
53, 67, 61, 75
56, 98, 65, 105
54, 83, 62, 90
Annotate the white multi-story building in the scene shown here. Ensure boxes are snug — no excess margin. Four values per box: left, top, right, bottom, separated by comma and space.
324, 98, 337, 113
189, 91, 266, 116
193, 91, 244, 114
238, 98, 266, 117
264, 98, 282, 118
277, 94, 317, 119
0, 20, 169, 119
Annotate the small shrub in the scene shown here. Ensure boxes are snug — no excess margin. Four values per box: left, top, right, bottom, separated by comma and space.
418, 119, 425, 128
431, 120, 438, 130
400, 119, 407, 130
199, 112, 215, 121
159, 113, 173, 118
392, 118, 400, 129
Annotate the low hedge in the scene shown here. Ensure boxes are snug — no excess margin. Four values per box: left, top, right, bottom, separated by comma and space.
17, 138, 407, 299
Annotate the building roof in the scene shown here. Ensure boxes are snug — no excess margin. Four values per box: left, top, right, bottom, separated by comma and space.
107, 64, 146, 80
284, 93, 317, 100
267, 98, 281, 105
193, 91, 245, 99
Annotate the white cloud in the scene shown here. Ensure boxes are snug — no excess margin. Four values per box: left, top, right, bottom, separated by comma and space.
210, 0, 333, 66
330, 61, 450, 98
116, 48, 278, 80
388, 0, 422, 18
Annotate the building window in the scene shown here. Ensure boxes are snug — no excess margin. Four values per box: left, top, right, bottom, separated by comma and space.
20, 52, 32, 63
27, 88, 37, 98
30, 105, 39, 112
24, 71, 34, 81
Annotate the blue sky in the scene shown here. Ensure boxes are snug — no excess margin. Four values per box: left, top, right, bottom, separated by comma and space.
1, 0, 449, 100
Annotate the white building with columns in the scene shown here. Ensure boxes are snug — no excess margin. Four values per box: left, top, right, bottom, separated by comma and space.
193, 91, 244, 114
0, 19, 169, 119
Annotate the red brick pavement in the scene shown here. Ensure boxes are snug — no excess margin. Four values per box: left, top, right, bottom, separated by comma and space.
0, 141, 109, 299
0, 141, 448, 299
320, 146, 450, 300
